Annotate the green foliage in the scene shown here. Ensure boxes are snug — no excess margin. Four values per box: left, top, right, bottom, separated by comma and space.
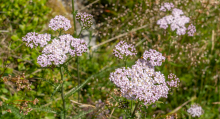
0, 0, 51, 118
0, 0, 50, 35
0, 0, 220, 118
32, 106, 57, 114
0, 0, 51, 74
2, 103, 24, 119
72, 109, 94, 119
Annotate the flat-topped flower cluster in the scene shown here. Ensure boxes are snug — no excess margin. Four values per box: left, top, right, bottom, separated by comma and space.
187, 104, 204, 117
110, 47, 179, 105
22, 15, 88, 67
113, 41, 137, 59
157, 2, 196, 36
49, 15, 72, 31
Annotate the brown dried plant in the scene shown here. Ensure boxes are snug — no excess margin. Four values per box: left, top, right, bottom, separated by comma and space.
1, 73, 39, 115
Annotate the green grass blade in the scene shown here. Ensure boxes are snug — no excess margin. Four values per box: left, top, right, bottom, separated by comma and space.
64, 66, 117, 99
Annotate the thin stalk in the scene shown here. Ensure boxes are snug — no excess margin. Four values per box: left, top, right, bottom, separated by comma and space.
131, 100, 133, 115
63, 56, 74, 65
60, 66, 66, 119
77, 28, 83, 38
72, 0, 77, 36
131, 101, 139, 118
124, 60, 127, 69
1, 105, 2, 115
88, 30, 92, 47
218, 70, 220, 106
77, 56, 80, 102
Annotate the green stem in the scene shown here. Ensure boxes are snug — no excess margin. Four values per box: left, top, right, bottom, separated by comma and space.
131, 100, 133, 115
124, 60, 127, 68
77, 28, 83, 38
77, 56, 80, 102
63, 56, 74, 65
88, 30, 92, 47
131, 101, 139, 118
59, 29, 62, 36
60, 66, 66, 119
72, 0, 77, 36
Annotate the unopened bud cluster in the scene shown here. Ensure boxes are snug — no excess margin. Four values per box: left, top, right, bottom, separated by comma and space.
76, 12, 93, 29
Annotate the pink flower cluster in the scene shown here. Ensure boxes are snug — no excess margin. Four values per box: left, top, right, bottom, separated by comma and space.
76, 12, 93, 29
187, 24, 197, 36
187, 104, 204, 117
157, 3, 196, 36
22, 32, 51, 48
110, 49, 179, 105
113, 41, 137, 59
160, 2, 174, 11
142, 49, 165, 66
49, 15, 71, 31
37, 34, 88, 67
167, 73, 180, 87
23, 15, 88, 67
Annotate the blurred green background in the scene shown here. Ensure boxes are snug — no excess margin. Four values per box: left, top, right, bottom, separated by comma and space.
0, 0, 219, 118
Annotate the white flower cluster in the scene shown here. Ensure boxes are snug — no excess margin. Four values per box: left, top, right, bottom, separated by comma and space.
22, 32, 51, 48
110, 49, 179, 105
23, 15, 88, 67
157, 2, 196, 36
37, 34, 87, 67
113, 41, 137, 59
49, 15, 71, 31
187, 104, 204, 117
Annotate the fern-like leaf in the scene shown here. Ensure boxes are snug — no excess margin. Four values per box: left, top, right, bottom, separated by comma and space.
32, 106, 57, 114
72, 109, 94, 119
50, 84, 61, 99
3, 103, 23, 119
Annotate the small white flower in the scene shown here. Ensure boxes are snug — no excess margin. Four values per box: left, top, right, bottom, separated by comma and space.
187, 104, 204, 117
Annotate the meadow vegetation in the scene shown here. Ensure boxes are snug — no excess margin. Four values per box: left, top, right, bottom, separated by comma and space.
0, 0, 219, 118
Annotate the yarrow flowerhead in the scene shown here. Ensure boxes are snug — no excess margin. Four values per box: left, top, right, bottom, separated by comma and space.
22, 32, 51, 48
49, 15, 71, 31
109, 49, 178, 105
23, 15, 87, 67
157, 3, 196, 36
187, 104, 204, 117
160, 2, 174, 12
166, 73, 180, 87
76, 12, 93, 29
70, 37, 88, 56
109, 62, 169, 105
187, 24, 196, 36
172, 8, 184, 16
37, 34, 88, 67
142, 49, 165, 66
113, 41, 137, 59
